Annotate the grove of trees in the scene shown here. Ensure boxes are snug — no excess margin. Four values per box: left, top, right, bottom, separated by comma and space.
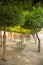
0, 0, 43, 61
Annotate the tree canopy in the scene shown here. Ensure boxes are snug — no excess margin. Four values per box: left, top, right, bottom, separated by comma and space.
0, 2, 21, 29
20, 7, 43, 33
0, 0, 43, 31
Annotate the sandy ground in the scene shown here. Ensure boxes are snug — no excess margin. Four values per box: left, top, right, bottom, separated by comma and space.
0, 33, 43, 65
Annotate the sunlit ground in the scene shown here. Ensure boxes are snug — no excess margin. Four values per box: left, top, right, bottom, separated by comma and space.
0, 32, 43, 65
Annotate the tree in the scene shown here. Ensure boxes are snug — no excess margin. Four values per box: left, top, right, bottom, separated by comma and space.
0, 0, 43, 61
21, 7, 43, 52
0, 1, 21, 61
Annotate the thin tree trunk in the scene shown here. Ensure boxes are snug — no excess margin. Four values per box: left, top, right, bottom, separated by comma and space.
0, 31, 2, 46
14, 32, 15, 41
35, 36, 37, 44
32, 34, 35, 39
36, 33, 40, 52
2, 29, 6, 61
0, 38, 2, 46
33, 34, 37, 44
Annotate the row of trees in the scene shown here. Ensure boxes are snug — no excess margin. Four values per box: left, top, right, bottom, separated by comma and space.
0, 0, 43, 61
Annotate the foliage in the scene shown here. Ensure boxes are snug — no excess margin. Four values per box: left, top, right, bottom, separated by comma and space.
21, 7, 43, 34
7, 26, 31, 34
0, 3, 21, 28
0, 0, 43, 33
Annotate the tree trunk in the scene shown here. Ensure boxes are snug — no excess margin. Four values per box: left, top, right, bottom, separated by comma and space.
33, 34, 37, 44
2, 29, 6, 61
36, 33, 40, 52
32, 34, 35, 39
35, 36, 37, 44
14, 32, 15, 41
0, 31, 2, 46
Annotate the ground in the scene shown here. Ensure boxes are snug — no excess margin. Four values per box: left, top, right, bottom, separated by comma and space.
0, 33, 43, 65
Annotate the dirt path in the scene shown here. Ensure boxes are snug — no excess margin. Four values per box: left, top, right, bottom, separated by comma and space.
0, 33, 43, 65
